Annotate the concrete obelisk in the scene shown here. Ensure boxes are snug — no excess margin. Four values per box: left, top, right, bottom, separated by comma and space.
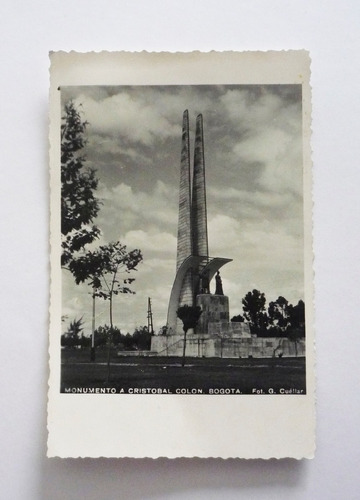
192, 114, 209, 259
191, 114, 209, 297
164, 111, 232, 336
176, 110, 194, 310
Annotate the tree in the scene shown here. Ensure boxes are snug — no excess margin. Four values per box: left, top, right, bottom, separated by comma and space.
92, 325, 108, 348
158, 325, 169, 336
176, 305, 202, 367
61, 317, 84, 348
268, 296, 291, 336
123, 333, 135, 351
68, 247, 110, 362
287, 300, 305, 356
90, 242, 143, 328
133, 326, 152, 350
231, 314, 244, 323
242, 289, 268, 335
72, 242, 142, 382
94, 325, 122, 348
69, 242, 143, 365
61, 101, 101, 269
288, 300, 305, 333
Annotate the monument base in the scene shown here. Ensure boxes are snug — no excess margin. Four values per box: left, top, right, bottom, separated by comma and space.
150, 334, 305, 358
196, 294, 229, 334
153, 291, 305, 358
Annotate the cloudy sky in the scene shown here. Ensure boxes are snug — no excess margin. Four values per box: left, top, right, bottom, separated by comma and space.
61, 84, 304, 335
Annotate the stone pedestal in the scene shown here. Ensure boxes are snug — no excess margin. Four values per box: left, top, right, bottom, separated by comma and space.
196, 294, 229, 334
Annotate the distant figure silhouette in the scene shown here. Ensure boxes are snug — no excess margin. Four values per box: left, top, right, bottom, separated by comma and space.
215, 271, 224, 295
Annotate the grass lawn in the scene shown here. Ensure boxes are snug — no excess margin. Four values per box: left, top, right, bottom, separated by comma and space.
61, 349, 306, 395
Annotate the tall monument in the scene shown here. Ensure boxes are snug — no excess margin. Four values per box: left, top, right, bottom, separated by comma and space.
167, 111, 232, 334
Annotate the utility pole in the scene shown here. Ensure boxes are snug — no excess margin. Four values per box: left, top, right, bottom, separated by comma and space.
147, 297, 154, 335
90, 287, 96, 361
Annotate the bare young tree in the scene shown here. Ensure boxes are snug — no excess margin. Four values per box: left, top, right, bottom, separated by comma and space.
71, 242, 143, 382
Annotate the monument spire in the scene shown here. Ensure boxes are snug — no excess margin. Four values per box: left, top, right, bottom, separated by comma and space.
192, 113, 209, 259
175, 110, 194, 313
165, 111, 232, 335
176, 109, 192, 270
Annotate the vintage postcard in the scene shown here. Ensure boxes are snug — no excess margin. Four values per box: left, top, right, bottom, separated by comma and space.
48, 51, 315, 458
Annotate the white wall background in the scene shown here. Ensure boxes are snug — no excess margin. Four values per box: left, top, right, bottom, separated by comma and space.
1, 1, 359, 498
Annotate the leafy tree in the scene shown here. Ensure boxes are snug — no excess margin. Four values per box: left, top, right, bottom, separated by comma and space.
133, 326, 152, 350
268, 296, 291, 335
111, 326, 123, 347
176, 305, 202, 367
158, 325, 168, 336
94, 326, 108, 348
231, 314, 244, 323
287, 300, 305, 355
68, 247, 109, 361
61, 317, 84, 348
79, 335, 91, 348
123, 333, 135, 351
242, 289, 268, 335
71, 242, 142, 381
93, 325, 152, 351
90, 242, 142, 327
288, 300, 305, 333
70, 243, 142, 324
93, 325, 123, 348
61, 101, 101, 269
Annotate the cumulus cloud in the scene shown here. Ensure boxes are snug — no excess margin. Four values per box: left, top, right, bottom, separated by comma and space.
219, 87, 302, 195
72, 91, 180, 146
86, 133, 153, 171
208, 214, 241, 256
208, 210, 304, 313
121, 229, 176, 255
61, 84, 305, 334
95, 180, 178, 243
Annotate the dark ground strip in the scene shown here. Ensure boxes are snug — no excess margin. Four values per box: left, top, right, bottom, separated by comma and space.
61, 351, 306, 394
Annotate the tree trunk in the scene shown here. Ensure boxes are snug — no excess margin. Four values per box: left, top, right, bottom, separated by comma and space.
182, 329, 187, 367
90, 290, 96, 362
106, 295, 113, 383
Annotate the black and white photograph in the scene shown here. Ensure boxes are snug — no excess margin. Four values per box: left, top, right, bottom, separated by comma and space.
60, 83, 307, 396
48, 50, 314, 459
3, 0, 360, 496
